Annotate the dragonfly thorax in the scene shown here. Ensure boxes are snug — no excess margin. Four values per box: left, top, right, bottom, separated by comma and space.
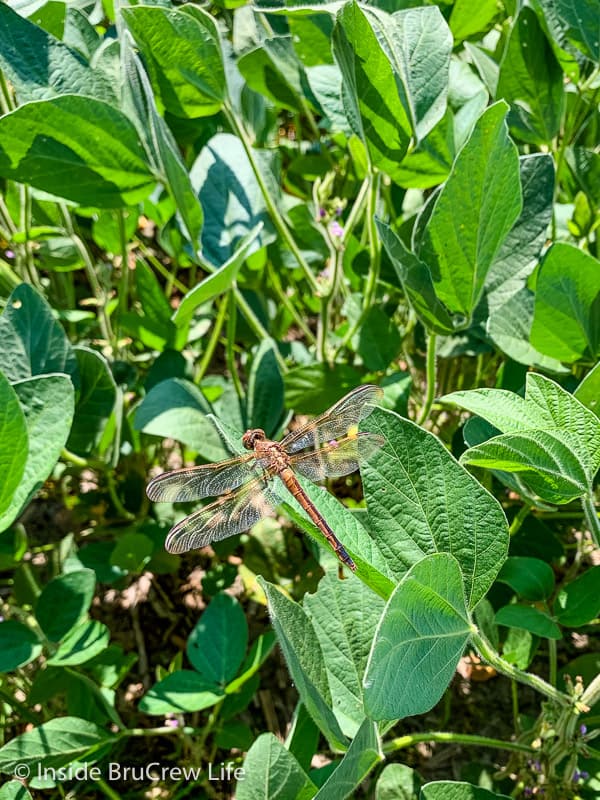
242, 428, 267, 450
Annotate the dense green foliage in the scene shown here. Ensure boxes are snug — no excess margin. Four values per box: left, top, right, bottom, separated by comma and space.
0, 0, 599, 798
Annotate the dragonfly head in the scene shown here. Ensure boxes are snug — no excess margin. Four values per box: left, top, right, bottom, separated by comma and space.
242, 428, 266, 450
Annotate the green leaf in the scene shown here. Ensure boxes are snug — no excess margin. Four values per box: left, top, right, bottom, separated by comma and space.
138, 670, 224, 715
237, 733, 317, 800
0, 717, 116, 773
421, 782, 512, 800
0, 373, 28, 532
496, 8, 563, 145
171, 225, 263, 328
35, 569, 96, 642
496, 557, 555, 601
0, 284, 77, 384
533, 0, 600, 62
502, 626, 538, 670
67, 347, 117, 457
449, 0, 499, 40
0, 780, 33, 800
47, 620, 110, 667
364, 553, 472, 721
285, 703, 319, 773
110, 533, 153, 574
226, 631, 276, 694
495, 604, 561, 639
284, 364, 364, 414
575, 362, 600, 418
191, 133, 276, 266
352, 306, 402, 372
0, 95, 155, 208
554, 566, 600, 627
134, 377, 230, 461
187, 593, 248, 685
459, 430, 589, 505
418, 102, 522, 320
247, 339, 284, 438
362, 408, 509, 607
3, 375, 74, 530
122, 5, 225, 118
531, 243, 600, 362
314, 718, 382, 799
0, 3, 115, 104
0, 620, 42, 672
376, 763, 422, 800
259, 577, 348, 751
238, 36, 313, 113
303, 572, 385, 737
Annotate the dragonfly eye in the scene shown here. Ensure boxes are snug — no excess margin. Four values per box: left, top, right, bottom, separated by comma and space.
242, 429, 266, 450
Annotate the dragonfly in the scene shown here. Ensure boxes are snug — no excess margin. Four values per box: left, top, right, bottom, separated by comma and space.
146, 384, 385, 571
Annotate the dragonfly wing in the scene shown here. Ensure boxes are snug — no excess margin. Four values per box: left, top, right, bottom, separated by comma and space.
281, 384, 383, 454
165, 477, 279, 554
291, 432, 386, 481
147, 454, 257, 502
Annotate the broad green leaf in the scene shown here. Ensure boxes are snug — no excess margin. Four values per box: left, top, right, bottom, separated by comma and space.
531, 243, 600, 362
352, 306, 402, 372
421, 782, 512, 800
0, 95, 155, 208
259, 577, 348, 750
0, 781, 33, 800
238, 36, 313, 113
376, 763, 421, 799
237, 733, 317, 800
460, 430, 590, 504
187, 593, 248, 685
0, 3, 115, 104
122, 5, 225, 118
247, 338, 284, 438
4, 375, 74, 530
0, 620, 42, 672
0, 373, 28, 530
496, 8, 563, 144
0, 717, 116, 773
333, 3, 413, 179
285, 703, 320, 772
282, 480, 396, 600
575, 362, 600, 418
304, 572, 385, 736
533, 0, 600, 62
502, 627, 538, 670
362, 408, 509, 607
495, 604, 561, 640
449, 0, 499, 40
110, 532, 153, 574
190, 133, 277, 266
0, 284, 77, 384
35, 569, 96, 642
172, 224, 263, 328
134, 377, 229, 461
226, 631, 276, 694
554, 567, 600, 627
284, 363, 364, 414
496, 557, 555, 601
364, 553, 472, 720
67, 347, 117, 457
417, 102, 522, 320
47, 620, 110, 667
314, 718, 382, 799
138, 670, 224, 714
376, 219, 455, 335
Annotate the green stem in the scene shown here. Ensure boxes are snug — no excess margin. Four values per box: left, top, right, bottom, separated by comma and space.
0, 685, 42, 725
471, 630, 571, 708
223, 103, 319, 294
509, 503, 531, 537
383, 730, 533, 756
549, 637, 557, 687
94, 778, 122, 800
116, 209, 130, 349
195, 297, 228, 385
135, 242, 188, 294
511, 679, 521, 735
233, 288, 287, 372
226, 292, 244, 399
582, 492, 600, 546
416, 332, 437, 426
267, 262, 315, 344
581, 671, 600, 709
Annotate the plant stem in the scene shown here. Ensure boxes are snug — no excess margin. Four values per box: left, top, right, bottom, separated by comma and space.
383, 730, 533, 756
267, 261, 315, 344
233, 288, 287, 372
195, 297, 228, 385
116, 209, 130, 350
136, 242, 188, 294
226, 292, 244, 399
549, 637, 557, 687
471, 630, 571, 708
416, 332, 437, 426
582, 492, 600, 546
223, 103, 319, 294
509, 503, 531, 537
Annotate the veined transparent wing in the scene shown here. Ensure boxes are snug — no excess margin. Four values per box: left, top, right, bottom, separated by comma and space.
290, 431, 385, 482
146, 454, 257, 503
165, 477, 281, 554
281, 384, 383, 454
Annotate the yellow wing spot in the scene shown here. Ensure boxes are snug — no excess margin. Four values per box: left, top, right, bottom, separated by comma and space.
347, 424, 359, 439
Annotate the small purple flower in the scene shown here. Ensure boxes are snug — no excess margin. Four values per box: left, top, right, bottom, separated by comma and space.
329, 220, 344, 238
580, 724, 588, 735
165, 718, 179, 728
318, 208, 327, 219
0, 615, 4, 623
335, 206, 343, 217
5, 250, 14, 259
523, 788, 533, 798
